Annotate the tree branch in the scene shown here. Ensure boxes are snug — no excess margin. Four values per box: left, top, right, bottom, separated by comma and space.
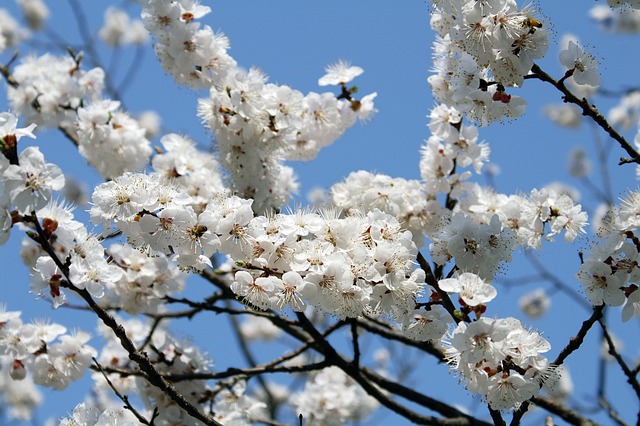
530, 63, 640, 165
92, 357, 157, 425
530, 396, 601, 426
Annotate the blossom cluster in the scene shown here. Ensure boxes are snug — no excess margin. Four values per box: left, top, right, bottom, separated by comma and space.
577, 189, 640, 321
141, 0, 376, 212
429, 0, 548, 124
99, 7, 148, 47
330, 170, 436, 248
291, 366, 378, 425
76, 99, 152, 179
198, 65, 376, 213
0, 8, 27, 53
90, 317, 265, 425
7, 54, 104, 128
140, 0, 235, 89
444, 316, 554, 409
591, 3, 640, 32
0, 306, 97, 394
0, 113, 62, 245
230, 208, 424, 320
89, 168, 425, 319
7, 52, 153, 179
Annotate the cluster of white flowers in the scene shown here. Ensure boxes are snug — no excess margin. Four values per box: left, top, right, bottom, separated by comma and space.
140, 1, 376, 212
429, 0, 548, 124
330, 170, 436, 248
7, 54, 104, 128
151, 133, 227, 207
577, 189, 640, 321
420, 104, 491, 197
59, 403, 137, 426
15, 193, 125, 308
291, 366, 378, 425
0, 306, 97, 393
198, 64, 376, 213
458, 184, 588, 249
103, 244, 186, 314
591, 4, 640, 32
88, 166, 424, 319
91, 317, 265, 426
9, 177, 184, 315
606, 0, 640, 9
0, 8, 27, 53
444, 316, 555, 409
0, 113, 64, 244
99, 7, 148, 47
230, 208, 424, 320
430, 213, 517, 280
7, 53, 155, 179
89, 172, 220, 270
16, 0, 49, 31
418, 109, 588, 283
140, 0, 236, 89
0, 114, 63, 214
76, 99, 152, 179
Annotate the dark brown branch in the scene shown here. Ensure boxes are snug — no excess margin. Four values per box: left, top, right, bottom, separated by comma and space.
293, 312, 493, 426
597, 396, 628, 426
552, 304, 605, 367
598, 319, 640, 399
29, 214, 223, 426
530, 63, 640, 166
510, 304, 605, 425
530, 396, 601, 426
360, 367, 495, 426
357, 316, 446, 362
488, 407, 506, 426
351, 319, 360, 367
227, 301, 278, 418
92, 357, 156, 425
417, 252, 465, 323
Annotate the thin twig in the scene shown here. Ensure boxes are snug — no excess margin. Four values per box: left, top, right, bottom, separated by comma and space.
487, 407, 506, 426
598, 319, 640, 399
92, 357, 155, 425
530, 396, 601, 426
227, 301, 278, 419
417, 252, 465, 323
530, 63, 640, 165
597, 397, 628, 426
29, 213, 223, 426
511, 304, 605, 425
351, 319, 360, 368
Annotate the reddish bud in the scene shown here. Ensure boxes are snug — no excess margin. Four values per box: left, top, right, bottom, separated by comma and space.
42, 217, 59, 233
10, 359, 26, 381
181, 12, 195, 23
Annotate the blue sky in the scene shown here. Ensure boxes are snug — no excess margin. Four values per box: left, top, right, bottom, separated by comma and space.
1, 1, 639, 425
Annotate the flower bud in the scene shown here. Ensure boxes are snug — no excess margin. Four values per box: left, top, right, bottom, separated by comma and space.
10, 359, 26, 380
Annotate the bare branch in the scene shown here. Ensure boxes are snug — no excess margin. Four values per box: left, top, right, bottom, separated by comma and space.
530, 63, 640, 166
92, 357, 155, 425
598, 319, 640, 399
530, 396, 601, 426
511, 304, 605, 424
